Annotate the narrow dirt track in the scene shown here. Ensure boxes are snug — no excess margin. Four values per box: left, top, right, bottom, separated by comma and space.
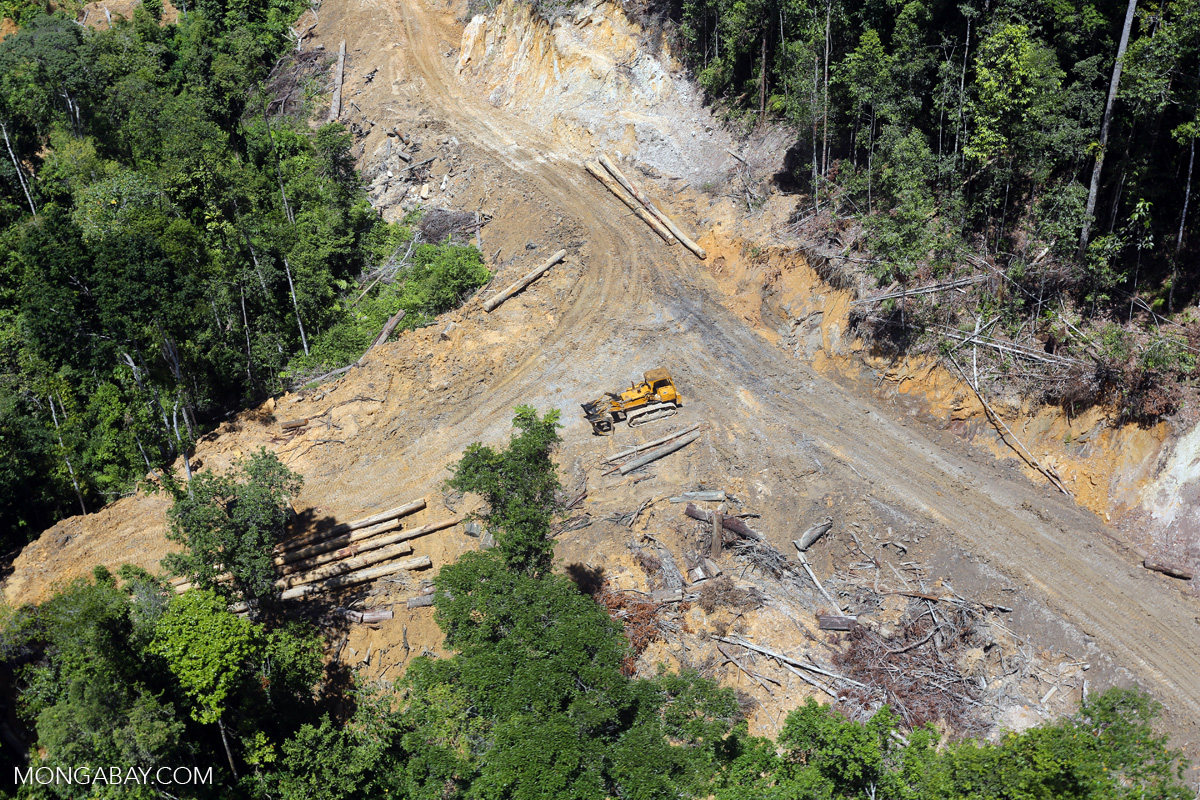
334, 0, 1200, 732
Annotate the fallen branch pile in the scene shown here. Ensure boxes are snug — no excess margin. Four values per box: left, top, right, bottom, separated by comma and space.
831, 598, 989, 732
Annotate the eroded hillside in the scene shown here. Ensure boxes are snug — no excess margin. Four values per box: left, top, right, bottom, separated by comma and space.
7, 0, 1200, 753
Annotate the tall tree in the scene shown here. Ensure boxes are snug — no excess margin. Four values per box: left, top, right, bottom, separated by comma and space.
1080, 0, 1140, 254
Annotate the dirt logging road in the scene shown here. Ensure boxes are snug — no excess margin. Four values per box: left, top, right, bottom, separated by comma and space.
406, 0, 1191, 691
8, 0, 1199, 753
383, 0, 1200, 737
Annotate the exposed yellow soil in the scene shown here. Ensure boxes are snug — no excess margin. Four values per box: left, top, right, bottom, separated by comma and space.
5, 0, 1199, 755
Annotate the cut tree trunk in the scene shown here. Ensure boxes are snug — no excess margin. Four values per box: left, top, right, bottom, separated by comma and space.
335, 607, 394, 623
794, 518, 833, 551
606, 424, 702, 463
278, 540, 417, 588
598, 155, 707, 259
583, 161, 675, 243
357, 309, 406, 364
711, 507, 724, 558
1143, 559, 1194, 580
279, 555, 431, 601
720, 515, 764, 542
280, 536, 412, 575
685, 503, 764, 541
276, 515, 460, 566
482, 249, 567, 312
669, 489, 726, 503
618, 430, 701, 474
277, 519, 401, 565
818, 615, 857, 631
277, 498, 427, 551
328, 40, 346, 121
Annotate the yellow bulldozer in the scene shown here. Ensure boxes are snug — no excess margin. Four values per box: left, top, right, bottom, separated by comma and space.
582, 368, 681, 435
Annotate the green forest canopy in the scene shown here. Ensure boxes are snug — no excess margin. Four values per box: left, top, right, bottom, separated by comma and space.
654, 0, 1200, 417
0, 1, 487, 546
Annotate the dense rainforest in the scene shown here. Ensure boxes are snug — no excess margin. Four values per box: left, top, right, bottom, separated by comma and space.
638, 0, 1200, 417
0, 409, 1192, 798
0, 0, 488, 546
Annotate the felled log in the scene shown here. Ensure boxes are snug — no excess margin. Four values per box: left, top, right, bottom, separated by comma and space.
280, 418, 309, 430
357, 309, 406, 364
407, 593, 436, 609
276, 498, 427, 552
651, 588, 683, 603
482, 249, 567, 312
278, 540, 416, 588
606, 424, 702, 463
1143, 558, 1194, 580
583, 161, 675, 243
328, 41, 346, 121
276, 519, 400, 566
598, 155, 707, 259
794, 518, 834, 552
277, 516, 460, 567
668, 489, 725, 503
818, 615, 857, 631
279, 555, 431, 601
280, 537, 412, 575
334, 607, 395, 624
618, 430, 701, 475
684, 503, 764, 542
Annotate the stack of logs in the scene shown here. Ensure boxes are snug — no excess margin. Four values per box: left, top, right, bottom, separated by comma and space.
172, 498, 458, 607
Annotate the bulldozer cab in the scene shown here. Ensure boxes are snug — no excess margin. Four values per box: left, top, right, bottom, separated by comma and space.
644, 368, 672, 390
643, 368, 678, 404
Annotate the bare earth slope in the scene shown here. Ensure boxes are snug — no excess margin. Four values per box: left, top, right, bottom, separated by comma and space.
8, 0, 1199, 752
